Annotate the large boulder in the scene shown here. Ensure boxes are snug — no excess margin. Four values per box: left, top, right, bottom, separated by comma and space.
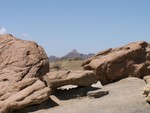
83, 41, 150, 85
46, 70, 98, 90
0, 34, 51, 113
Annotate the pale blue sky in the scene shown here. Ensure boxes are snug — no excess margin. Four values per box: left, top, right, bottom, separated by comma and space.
0, 0, 150, 56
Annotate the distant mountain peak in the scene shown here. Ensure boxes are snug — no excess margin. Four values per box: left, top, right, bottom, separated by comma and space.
71, 49, 79, 53
61, 49, 95, 60
49, 49, 95, 62
48, 55, 59, 62
62, 49, 81, 59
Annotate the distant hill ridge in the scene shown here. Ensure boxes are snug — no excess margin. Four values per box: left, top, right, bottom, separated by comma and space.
49, 49, 95, 62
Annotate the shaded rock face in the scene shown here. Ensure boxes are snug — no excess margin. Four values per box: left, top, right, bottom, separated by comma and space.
83, 41, 150, 85
46, 70, 98, 90
0, 34, 51, 113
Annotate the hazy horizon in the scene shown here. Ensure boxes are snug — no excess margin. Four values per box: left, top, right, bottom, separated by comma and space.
0, 0, 150, 57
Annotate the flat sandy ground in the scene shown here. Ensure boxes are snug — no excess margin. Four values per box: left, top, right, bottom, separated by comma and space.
15, 77, 150, 113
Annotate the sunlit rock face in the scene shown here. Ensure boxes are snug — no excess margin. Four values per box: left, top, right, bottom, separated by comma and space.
83, 41, 150, 85
0, 34, 51, 113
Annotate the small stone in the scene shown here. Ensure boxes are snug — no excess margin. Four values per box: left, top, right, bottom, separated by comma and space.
87, 90, 109, 98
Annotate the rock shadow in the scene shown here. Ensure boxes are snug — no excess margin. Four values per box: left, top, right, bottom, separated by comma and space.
54, 86, 100, 100
13, 98, 59, 113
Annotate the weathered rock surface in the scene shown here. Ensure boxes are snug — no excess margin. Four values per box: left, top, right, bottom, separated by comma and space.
83, 41, 150, 85
0, 34, 51, 113
143, 75, 150, 84
46, 70, 98, 90
143, 75, 150, 103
